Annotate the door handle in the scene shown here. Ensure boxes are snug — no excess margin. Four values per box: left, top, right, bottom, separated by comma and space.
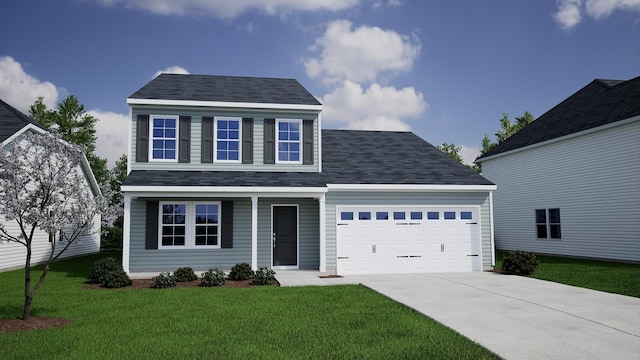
272, 233, 276, 248
372, 245, 376, 253
467, 254, 479, 257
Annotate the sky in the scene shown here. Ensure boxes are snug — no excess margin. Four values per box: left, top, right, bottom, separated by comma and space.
1, 0, 638, 167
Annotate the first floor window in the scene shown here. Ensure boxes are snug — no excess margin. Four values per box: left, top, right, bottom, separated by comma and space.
151, 116, 178, 160
159, 202, 221, 248
536, 208, 561, 239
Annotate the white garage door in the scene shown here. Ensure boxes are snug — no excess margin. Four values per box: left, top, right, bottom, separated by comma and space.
336, 206, 481, 275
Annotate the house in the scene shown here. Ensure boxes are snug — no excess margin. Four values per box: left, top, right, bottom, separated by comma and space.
477, 77, 640, 262
0, 99, 101, 272
121, 74, 496, 277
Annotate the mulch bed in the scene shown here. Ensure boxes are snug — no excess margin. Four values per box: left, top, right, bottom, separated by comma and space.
1, 278, 274, 333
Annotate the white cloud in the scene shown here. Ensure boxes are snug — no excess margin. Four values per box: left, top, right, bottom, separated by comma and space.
304, 20, 421, 84
152, 65, 190, 79
0, 56, 58, 113
586, 0, 640, 18
89, 110, 130, 167
554, 0, 640, 29
459, 145, 481, 166
321, 80, 426, 131
96, 0, 361, 18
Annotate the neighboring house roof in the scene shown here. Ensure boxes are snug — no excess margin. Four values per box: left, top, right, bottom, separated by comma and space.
478, 76, 640, 160
128, 74, 322, 106
0, 98, 45, 143
123, 130, 493, 187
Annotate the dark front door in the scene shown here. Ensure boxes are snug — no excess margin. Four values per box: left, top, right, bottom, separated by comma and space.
273, 206, 297, 266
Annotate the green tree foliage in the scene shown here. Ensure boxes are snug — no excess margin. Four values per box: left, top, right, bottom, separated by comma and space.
102, 154, 127, 250
473, 111, 534, 173
437, 142, 464, 164
29, 96, 109, 184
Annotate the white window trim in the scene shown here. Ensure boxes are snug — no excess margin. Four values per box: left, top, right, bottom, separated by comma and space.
214, 116, 242, 163
149, 115, 179, 162
158, 201, 222, 249
536, 208, 561, 240
275, 118, 303, 164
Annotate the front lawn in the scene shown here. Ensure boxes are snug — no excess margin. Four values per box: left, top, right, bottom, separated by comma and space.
495, 250, 640, 297
0, 253, 498, 360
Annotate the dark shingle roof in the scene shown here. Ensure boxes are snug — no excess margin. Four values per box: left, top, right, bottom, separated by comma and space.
123, 130, 493, 187
322, 130, 494, 185
0, 99, 45, 143
128, 74, 322, 106
478, 76, 640, 160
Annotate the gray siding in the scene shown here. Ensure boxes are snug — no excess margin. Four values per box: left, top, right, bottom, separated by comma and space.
128, 198, 253, 272
130, 106, 320, 172
257, 198, 320, 269
324, 191, 493, 271
128, 197, 319, 272
482, 120, 640, 262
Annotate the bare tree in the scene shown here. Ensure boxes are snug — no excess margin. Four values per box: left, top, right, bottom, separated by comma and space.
0, 131, 107, 320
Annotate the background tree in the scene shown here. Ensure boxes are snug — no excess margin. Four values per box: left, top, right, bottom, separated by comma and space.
29, 96, 109, 184
0, 132, 107, 320
437, 142, 464, 164
472, 111, 534, 173
101, 154, 127, 251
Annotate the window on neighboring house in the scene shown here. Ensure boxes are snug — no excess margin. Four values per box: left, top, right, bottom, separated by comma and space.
215, 118, 240, 162
159, 202, 221, 248
151, 115, 178, 161
536, 208, 561, 239
276, 119, 301, 163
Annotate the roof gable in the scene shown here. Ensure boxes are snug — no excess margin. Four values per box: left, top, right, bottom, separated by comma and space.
128, 74, 322, 107
0, 99, 45, 143
479, 76, 640, 160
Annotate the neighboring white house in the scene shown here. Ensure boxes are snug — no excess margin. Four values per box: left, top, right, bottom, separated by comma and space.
477, 77, 640, 262
0, 99, 102, 272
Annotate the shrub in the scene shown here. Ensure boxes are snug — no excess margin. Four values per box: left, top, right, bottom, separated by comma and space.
201, 268, 226, 287
252, 267, 277, 285
100, 226, 123, 251
502, 250, 539, 275
100, 269, 133, 288
229, 263, 254, 280
174, 267, 197, 282
151, 272, 176, 288
87, 257, 122, 284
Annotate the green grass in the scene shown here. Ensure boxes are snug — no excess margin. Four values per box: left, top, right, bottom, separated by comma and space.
0, 253, 498, 360
495, 251, 640, 297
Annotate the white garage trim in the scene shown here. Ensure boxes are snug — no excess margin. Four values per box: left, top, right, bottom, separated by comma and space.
336, 205, 482, 275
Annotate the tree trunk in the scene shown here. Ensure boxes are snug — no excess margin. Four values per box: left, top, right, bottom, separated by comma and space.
22, 246, 32, 320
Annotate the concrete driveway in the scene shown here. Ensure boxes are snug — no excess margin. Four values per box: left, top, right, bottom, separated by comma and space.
347, 272, 640, 360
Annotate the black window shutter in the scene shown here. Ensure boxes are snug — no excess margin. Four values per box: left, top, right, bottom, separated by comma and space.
264, 119, 275, 164
145, 201, 159, 250
136, 115, 149, 162
303, 120, 314, 165
242, 118, 254, 164
221, 201, 233, 248
178, 116, 191, 163
201, 117, 213, 163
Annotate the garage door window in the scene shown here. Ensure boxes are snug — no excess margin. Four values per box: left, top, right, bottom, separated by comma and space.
410, 212, 422, 220
461, 211, 472, 220
359, 212, 371, 220
393, 212, 405, 220
444, 212, 456, 220
427, 212, 439, 220
340, 212, 354, 221
376, 212, 389, 220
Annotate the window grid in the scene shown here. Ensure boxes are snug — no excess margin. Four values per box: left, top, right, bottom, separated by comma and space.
161, 204, 186, 246
159, 202, 221, 249
216, 118, 240, 162
536, 208, 561, 239
277, 120, 301, 163
151, 116, 177, 160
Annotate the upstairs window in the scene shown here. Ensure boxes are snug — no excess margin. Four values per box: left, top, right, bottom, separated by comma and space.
151, 116, 178, 161
215, 118, 241, 162
276, 119, 301, 163
536, 208, 561, 239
